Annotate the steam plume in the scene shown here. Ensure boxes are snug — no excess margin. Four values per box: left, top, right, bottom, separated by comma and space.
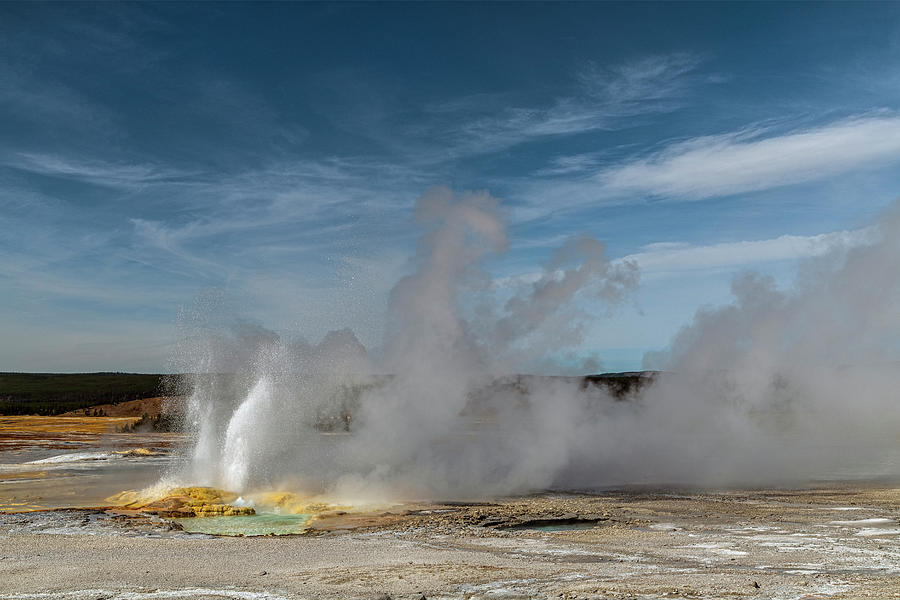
167, 189, 900, 500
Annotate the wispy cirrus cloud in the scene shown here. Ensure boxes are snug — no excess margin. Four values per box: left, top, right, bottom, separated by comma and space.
623, 228, 874, 277
599, 113, 900, 200
516, 113, 900, 220
409, 53, 709, 161
535, 153, 605, 177
499, 227, 874, 290
117, 156, 431, 287
3, 152, 190, 188
0, 149, 428, 325
576, 52, 710, 105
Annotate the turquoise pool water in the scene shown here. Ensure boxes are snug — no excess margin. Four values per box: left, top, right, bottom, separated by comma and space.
174, 512, 311, 536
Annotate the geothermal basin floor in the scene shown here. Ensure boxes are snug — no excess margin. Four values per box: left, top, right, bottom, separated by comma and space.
2, 487, 900, 600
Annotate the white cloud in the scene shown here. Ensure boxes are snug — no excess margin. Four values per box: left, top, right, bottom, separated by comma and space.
415, 53, 708, 161
599, 114, 900, 200
127, 157, 426, 250
513, 113, 900, 221
4, 152, 187, 188
499, 228, 875, 287
622, 228, 875, 276
535, 153, 604, 176
577, 52, 706, 104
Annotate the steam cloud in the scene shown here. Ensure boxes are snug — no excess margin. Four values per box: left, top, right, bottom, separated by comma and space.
167, 188, 900, 500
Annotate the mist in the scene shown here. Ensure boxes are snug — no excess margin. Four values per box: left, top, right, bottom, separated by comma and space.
165, 188, 900, 501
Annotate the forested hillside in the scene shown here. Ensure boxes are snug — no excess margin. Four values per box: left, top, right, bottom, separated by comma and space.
0, 373, 170, 415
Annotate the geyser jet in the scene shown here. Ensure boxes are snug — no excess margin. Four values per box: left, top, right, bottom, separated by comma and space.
166, 188, 900, 500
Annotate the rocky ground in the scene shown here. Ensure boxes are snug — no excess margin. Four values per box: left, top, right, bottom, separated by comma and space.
2, 486, 899, 599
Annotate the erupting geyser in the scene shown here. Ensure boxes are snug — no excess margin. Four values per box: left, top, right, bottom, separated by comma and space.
221, 377, 274, 492
165, 188, 900, 501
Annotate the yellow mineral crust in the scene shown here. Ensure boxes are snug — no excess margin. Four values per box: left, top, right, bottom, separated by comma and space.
251, 490, 348, 515
166, 486, 238, 505
107, 486, 354, 520
106, 486, 254, 518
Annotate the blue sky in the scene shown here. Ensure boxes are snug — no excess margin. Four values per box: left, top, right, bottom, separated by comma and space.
3, 2, 900, 372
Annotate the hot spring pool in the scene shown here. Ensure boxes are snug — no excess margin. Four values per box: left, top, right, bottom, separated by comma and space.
173, 512, 311, 536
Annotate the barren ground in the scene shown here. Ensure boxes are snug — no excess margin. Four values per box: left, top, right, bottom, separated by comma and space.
1, 415, 898, 599
2, 486, 899, 599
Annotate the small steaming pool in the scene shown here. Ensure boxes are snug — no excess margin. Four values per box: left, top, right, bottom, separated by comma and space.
525, 521, 599, 532
173, 512, 311, 536
502, 518, 606, 532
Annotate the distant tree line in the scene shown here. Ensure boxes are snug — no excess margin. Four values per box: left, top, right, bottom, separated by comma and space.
118, 411, 183, 432
0, 373, 179, 415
